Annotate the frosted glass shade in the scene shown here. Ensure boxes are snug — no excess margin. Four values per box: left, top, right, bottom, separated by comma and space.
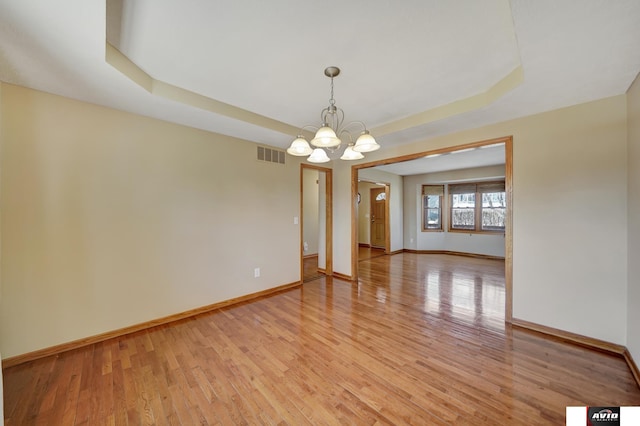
340, 145, 364, 160
352, 131, 380, 153
286, 136, 313, 156
310, 126, 341, 148
307, 148, 331, 163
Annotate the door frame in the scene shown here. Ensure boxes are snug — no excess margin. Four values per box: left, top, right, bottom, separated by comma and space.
369, 186, 386, 249
357, 181, 390, 252
350, 136, 513, 322
300, 163, 333, 281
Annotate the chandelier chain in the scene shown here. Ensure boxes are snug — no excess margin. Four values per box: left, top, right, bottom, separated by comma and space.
329, 77, 335, 107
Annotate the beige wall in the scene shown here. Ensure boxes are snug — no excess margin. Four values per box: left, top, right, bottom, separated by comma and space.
0, 84, 301, 358
627, 74, 640, 363
335, 95, 629, 344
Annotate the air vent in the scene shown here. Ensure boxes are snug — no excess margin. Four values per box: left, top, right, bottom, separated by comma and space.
257, 146, 285, 165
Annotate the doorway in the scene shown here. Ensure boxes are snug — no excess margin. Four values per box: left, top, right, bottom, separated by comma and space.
350, 136, 513, 321
356, 180, 390, 261
301, 164, 332, 282
370, 186, 386, 248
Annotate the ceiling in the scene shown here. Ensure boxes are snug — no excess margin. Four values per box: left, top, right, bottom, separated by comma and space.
1, 0, 639, 163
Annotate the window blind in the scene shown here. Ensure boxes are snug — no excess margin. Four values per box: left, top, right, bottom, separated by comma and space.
422, 185, 444, 196
448, 183, 477, 194
449, 181, 505, 194
477, 182, 505, 193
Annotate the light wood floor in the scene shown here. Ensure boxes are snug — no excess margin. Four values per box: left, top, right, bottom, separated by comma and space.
303, 246, 385, 282
3, 253, 640, 425
302, 255, 324, 282
358, 246, 386, 261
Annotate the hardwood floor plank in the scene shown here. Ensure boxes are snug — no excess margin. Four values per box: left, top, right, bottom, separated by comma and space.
3, 253, 640, 425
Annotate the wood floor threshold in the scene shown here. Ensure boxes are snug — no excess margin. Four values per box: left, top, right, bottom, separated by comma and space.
332, 271, 354, 281
1, 280, 301, 370
404, 249, 505, 261
512, 318, 640, 389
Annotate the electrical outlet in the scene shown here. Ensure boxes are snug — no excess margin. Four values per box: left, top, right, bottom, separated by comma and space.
254, 268, 260, 278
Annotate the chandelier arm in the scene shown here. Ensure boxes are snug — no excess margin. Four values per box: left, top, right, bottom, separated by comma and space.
320, 107, 330, 125
322, 107, 345, 131
340, 120, 368, 132
299, 124, 319, 133
338, 129, 354, 142
336, 107, 345, 131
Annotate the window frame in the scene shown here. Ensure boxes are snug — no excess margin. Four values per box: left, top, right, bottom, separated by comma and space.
448, 180, 506, 234
421, 185, 444, 232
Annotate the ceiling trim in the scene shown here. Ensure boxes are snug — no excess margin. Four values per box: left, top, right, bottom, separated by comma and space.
106, 35, 522, 143
104, 2, 523, 145
105, 42, 153, 91
3, 1, 637, 152
105, 42, 301, 137
372, 65, 523, 137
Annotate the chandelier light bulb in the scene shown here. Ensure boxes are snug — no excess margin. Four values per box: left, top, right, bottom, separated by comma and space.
307, 148, 331, 163
311, 126, 341, 148
286, 136, 313, 156
352, 130, 380, 153
340, 145, 365, 160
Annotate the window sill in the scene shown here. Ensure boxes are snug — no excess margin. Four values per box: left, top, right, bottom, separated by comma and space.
447, 229, 505, 236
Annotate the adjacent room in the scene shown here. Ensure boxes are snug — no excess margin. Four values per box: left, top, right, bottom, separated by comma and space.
1, 0, 640, 423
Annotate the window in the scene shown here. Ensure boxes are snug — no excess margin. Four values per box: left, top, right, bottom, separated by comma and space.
480, 183, 506, 231
449, 181, 505, 233
450, 183, 476, 230
422, 185, 444, 231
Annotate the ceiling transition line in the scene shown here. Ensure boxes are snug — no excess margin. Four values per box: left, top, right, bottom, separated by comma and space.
104, 42, 302, 137
103, 0, 521, 143
371, 65, 524, 137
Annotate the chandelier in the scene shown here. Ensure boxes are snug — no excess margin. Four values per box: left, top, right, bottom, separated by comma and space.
286, 66, 380, 163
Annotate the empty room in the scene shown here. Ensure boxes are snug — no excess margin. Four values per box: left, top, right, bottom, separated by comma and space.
1, 0, 640, 424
